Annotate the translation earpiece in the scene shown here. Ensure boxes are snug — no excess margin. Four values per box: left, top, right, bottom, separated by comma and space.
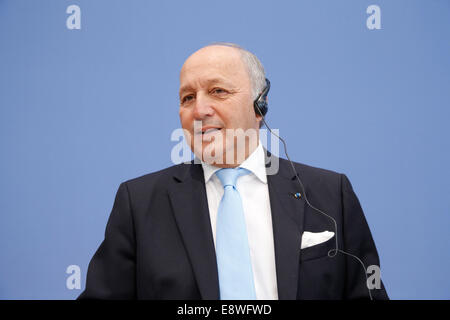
254, 78, 270, 116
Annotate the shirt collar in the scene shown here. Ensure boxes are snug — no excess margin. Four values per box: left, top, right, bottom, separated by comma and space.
201, 142, 267, 184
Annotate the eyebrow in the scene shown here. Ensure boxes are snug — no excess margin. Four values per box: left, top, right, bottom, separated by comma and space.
179, 77, 235, 97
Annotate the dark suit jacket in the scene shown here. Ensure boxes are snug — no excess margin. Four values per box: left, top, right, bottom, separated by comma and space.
78, 153, 388, 300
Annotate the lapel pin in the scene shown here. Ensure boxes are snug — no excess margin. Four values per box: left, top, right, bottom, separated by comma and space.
292, 192, 301, 199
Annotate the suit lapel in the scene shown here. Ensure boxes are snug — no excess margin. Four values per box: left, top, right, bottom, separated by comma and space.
168, 163, 219, 300
265, 151, 306, 299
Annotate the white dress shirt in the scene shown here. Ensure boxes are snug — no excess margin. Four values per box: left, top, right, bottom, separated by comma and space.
201, 143, 279, 300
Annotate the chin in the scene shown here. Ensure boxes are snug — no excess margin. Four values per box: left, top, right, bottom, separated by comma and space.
200, 141, 225, 164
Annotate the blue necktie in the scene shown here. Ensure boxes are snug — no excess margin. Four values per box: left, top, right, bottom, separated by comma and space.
215, 167, 256, 300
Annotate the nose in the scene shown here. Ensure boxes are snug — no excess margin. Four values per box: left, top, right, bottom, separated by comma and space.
193, 92, 214, 120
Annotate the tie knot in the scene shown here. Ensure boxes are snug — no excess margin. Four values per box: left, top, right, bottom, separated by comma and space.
216, 167, 250, 188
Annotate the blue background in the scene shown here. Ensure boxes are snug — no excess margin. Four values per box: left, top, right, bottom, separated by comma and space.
0, 0, 449, 299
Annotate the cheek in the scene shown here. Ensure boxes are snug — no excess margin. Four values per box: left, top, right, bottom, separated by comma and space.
221, 104, 253, 128
179, 109, 192, 129
217, 101, 243, 125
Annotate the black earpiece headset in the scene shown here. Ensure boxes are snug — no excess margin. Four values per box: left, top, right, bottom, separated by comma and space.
253, 78, 270, 117
252, 78, 375, 300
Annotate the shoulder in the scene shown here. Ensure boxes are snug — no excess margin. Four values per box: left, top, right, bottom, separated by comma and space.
280, 157, 343, 181
277, 157, 350, 195
120, 163, 193, 195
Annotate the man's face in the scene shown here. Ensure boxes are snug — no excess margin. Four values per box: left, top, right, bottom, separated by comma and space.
179, 46, 261, 167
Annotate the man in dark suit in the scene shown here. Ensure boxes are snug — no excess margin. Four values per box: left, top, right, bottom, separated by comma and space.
79, 43, 388, 300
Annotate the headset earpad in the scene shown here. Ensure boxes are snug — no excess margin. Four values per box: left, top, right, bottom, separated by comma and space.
254, 100, 268, 116
253, 78, 270, 116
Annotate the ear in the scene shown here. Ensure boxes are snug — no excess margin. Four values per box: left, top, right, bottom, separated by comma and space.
256, 114, 263, 128
255, 112, 263, 121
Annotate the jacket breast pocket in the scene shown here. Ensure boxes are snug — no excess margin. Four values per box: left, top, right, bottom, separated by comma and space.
300, 235, 336, 262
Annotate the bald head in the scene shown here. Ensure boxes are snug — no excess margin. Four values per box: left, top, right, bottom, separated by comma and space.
180, 45, 251, 98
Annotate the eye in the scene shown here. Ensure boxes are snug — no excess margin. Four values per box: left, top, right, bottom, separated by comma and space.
181, 94, 194, 104
211, 88, 228, 95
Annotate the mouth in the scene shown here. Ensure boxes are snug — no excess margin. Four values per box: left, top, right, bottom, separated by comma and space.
195, 127, 222, 136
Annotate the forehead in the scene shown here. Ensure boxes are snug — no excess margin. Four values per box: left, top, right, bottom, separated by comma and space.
179, 46, 249, 91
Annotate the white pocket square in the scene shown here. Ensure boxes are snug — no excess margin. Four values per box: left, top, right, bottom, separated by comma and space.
301, 231, 335, 249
